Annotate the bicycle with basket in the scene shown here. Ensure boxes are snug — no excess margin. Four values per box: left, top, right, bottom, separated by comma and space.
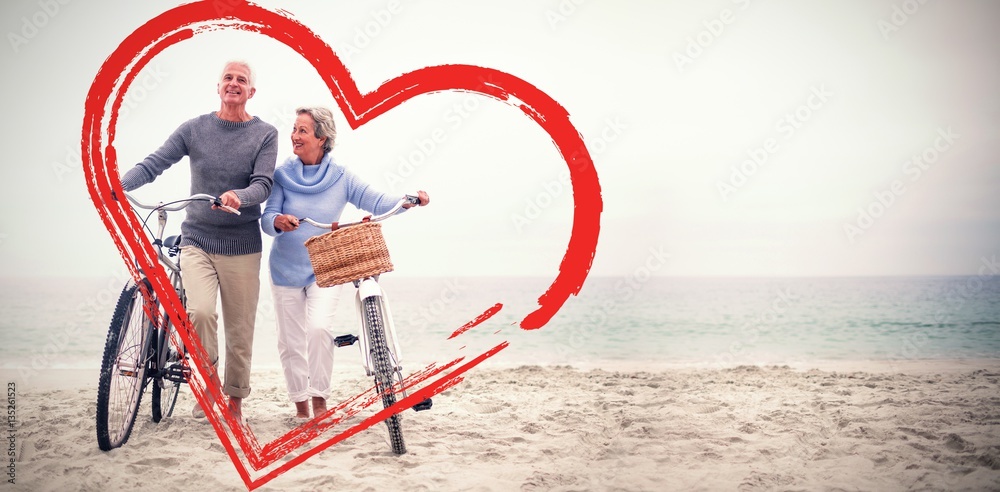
301, 194, 432, 455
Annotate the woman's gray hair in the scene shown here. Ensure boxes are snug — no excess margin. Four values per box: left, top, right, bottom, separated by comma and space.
296, 106, 337, 153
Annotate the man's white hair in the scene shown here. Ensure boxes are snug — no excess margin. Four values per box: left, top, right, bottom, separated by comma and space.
220, 59, 256, 88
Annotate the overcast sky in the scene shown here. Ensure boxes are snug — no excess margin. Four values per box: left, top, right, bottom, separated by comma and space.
1, 0, 998, 279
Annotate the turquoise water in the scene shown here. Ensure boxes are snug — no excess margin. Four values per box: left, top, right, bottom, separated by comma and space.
422, 275, 1000, 367
1, 275, 998, 371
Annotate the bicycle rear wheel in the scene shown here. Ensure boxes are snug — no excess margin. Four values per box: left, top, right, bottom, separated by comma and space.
96, 280, 154, 451
151, 319, 181, 423
362, 295, 406, 455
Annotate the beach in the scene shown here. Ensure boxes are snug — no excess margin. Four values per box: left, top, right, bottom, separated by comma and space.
4, 360, 1000, 491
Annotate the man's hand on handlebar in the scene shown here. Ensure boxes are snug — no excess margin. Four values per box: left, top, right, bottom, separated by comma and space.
212, 190, 241, 213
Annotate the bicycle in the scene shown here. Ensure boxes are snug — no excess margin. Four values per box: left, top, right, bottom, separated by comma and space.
300, 194, 433, 455
95, 193, 239, 451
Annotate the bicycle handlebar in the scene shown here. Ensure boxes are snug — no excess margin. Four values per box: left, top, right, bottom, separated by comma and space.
124, 192, 241, 215
300, 195, 420, 230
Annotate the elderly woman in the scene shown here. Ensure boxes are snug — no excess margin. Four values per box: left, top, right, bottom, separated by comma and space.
262, 106, 428, 419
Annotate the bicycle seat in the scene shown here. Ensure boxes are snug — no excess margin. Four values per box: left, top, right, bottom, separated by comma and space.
163, 235, 181, 248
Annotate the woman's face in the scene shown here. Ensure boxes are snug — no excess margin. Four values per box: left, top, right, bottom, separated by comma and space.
291, 113, 326, 164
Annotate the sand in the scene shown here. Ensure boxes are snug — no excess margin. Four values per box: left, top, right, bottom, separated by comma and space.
3, 360, 1000, 491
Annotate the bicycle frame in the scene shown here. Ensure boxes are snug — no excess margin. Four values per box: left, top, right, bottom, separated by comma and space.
126, 193, 221, 283
124, 193, 237, 385
125, 192, 237, 339
125, 194, 189, 381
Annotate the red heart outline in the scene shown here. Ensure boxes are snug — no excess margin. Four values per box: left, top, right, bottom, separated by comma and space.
82, 1, 601, 489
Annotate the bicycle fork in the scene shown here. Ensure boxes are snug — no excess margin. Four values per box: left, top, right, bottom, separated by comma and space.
335, 277, 432, 412
354, 277, 403, 377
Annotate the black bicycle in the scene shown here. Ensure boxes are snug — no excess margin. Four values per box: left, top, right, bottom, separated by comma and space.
95, 193, 237, 451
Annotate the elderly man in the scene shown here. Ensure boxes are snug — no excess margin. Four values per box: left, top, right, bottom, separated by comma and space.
119, 60, 278, 419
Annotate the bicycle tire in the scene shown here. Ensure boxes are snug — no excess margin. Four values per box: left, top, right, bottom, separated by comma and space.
362, 296, 406, 455
151, 319, 180, 422
96, 280, 154, 451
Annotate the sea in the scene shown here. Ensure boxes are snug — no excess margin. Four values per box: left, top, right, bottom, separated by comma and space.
1, 275, 999, 374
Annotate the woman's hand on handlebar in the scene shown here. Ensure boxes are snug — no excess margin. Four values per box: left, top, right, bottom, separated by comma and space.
274, 214, 300, 232
298, 192, 428, 230
402, 190, 430, 209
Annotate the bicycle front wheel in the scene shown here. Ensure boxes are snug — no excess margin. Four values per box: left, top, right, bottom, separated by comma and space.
151, 320, 181, 423
362, 295, 406, 455
96, 280, 154, 451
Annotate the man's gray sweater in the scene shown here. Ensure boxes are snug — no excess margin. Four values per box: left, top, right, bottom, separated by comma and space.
120, 112, 278, 255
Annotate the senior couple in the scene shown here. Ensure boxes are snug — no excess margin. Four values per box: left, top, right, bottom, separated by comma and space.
119, 60, 428, 421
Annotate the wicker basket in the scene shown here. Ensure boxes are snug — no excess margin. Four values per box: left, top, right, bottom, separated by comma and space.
304, 222, 394, 287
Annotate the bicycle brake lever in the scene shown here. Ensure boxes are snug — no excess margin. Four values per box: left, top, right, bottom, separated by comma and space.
212, 198, 241, 215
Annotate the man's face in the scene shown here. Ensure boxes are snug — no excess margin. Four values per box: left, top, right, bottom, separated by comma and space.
217, 63, 255, 106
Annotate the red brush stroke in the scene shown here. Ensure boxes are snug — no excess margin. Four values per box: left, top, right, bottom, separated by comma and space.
449, 302, 504, 339
82, 1, 600, 489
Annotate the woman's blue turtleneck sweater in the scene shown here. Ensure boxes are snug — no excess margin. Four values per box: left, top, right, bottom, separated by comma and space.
262, 153, 403, 287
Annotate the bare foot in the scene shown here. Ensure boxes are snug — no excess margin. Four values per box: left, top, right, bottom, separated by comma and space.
219, 396, 249, 428
228, 396, 242, 418
312, 397, 327, 416
294, 400, 310, 419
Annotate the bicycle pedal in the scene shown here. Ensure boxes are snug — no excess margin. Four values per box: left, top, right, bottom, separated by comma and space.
334, 334, 359, 347
163, 363, 191, 383
412, 398, 433, 412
